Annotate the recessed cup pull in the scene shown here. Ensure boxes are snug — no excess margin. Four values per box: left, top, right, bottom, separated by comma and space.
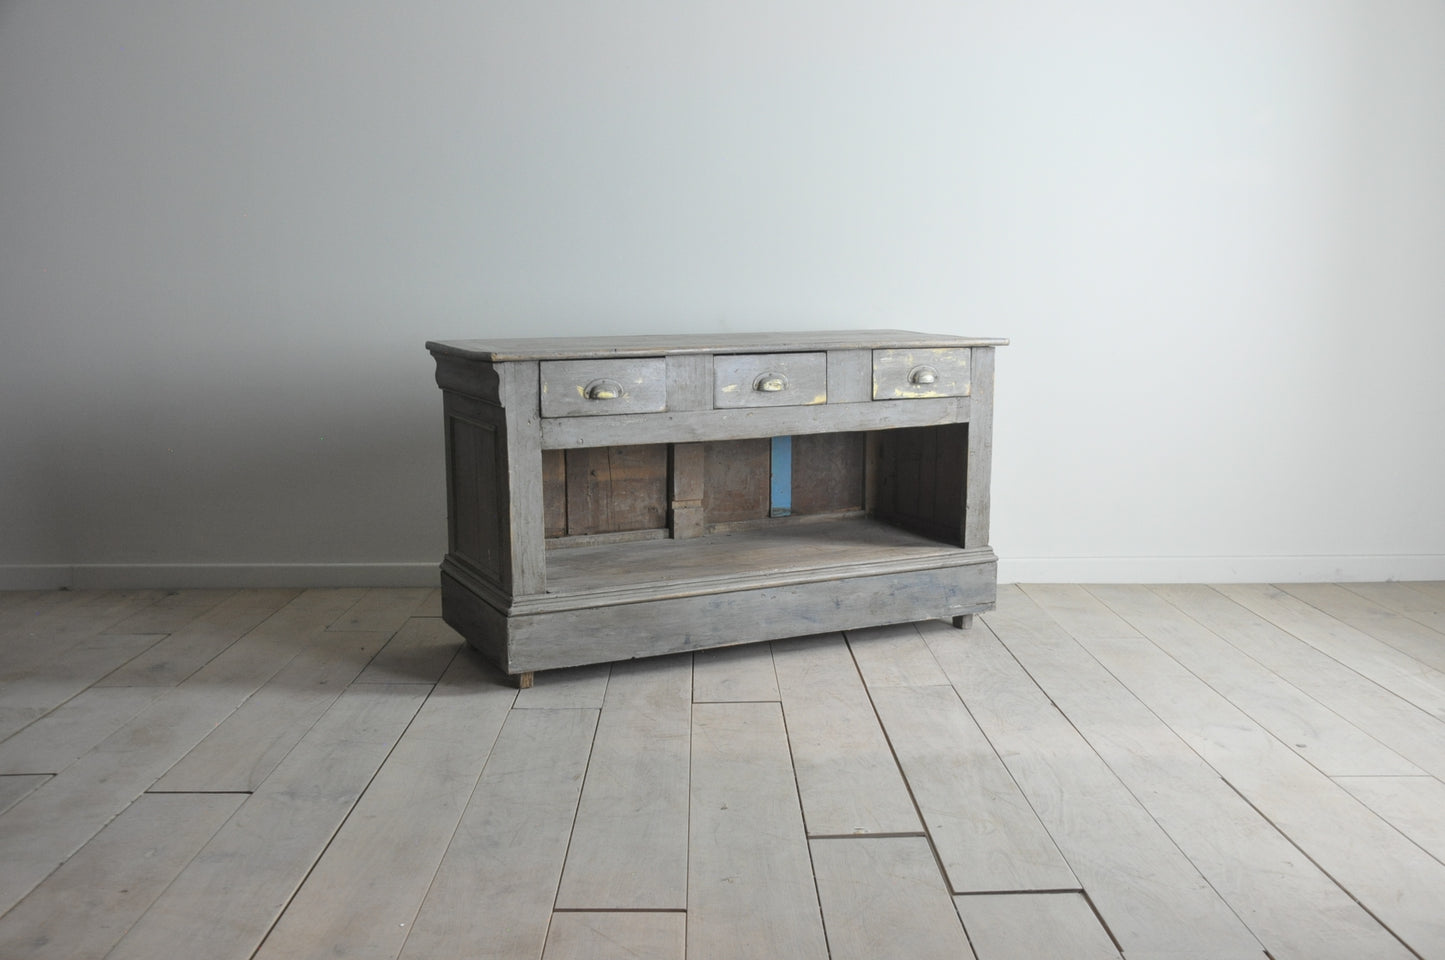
908, 365, 938, 386
753, 373, 789, 393
584, 378, 624, 400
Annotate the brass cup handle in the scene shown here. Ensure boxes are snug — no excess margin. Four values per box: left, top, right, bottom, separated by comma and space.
753, 373, 789, 393
584, 378, 624, 401
908, 365, 938, 385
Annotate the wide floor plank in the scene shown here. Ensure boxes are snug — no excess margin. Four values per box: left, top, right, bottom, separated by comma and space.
0, 685, 169, 775
0, 793, 244, 960
1343, 581, 1445, 634
1334, 775, 1445, 864
772, 633, 919, 836
0, 774, 49, 815
982, 593, 1416, 959
399, 707, 599, 960
512, 662, 612, 708
93, 588, 301, 687
542, 912, 685, 960
687, 701, 828, 960
868, 682, 1076, 893
692, 642, 779, 702
253, 652, 515, 960
845, 622, 949, 687
102, 588, 237, 635
1087, 584, 1421, 777
1153, 583, 1445, 781
149, 629, 392, 792
811, 836, 974, 960
556, 654, 692, 910
353, 615, 463, 684
1216, 583, 1445, 720
955, 893, 1121, 960
328, 587, 434, 633
968, 592, 1266, 959
0, 618, 334, 914
1081, 630, 1445, 957
1280, 581, 1445, 673
105, 683, 429, 960
0, 633, 165, 739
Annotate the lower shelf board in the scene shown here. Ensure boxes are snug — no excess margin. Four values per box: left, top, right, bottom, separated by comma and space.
441, 517, 998, 676
538, 516, 982, 607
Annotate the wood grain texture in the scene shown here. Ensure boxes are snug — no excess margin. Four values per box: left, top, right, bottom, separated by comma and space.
1342, 581, 1445, 634
1086, 584, 1422, 777
512, 662, 611, 709
869, 683, 1076, 893
963, 346, 995, 548
955, 893, 1121, 960
0, 793, 244, 960
713, 352, 827, 408
846, 621, 950, 687
101, 588, 236, 634
430, 330, 1007, 362
1334, 775, 1445, 863
148, 629, 392, 793
665, 352, 712, 411
106, 684, 429, 960
693, 642, 778, 702
327, 587, 433, 632
1215, 583, 1445, 721
1280, 581, 1445, 673
810, 837, 973, 960
399, 708, 599, 960
966, 591, 1267, 959
0, 612, 345, 914
479, 561, 993, 675
1078, 624, 1445, 957
22, 674, 201, 777
872, 347, 971, 400
790, 432, 865, 515
542, 913, 685, 960
1152, 584, 1445, 780
687, 702, 829, 960
972, 596, 1415, 960
540, 395, 970, 449
498, 360, 547, 595
353, 616, 462, 684
0, 633, 165, 738
564, 444, 669, 536
771, 634, 918, 835
556, 655, 692, 909
0, 774, 49, 815
540, 357, 667, 418
702, 438, 771, 526
253, 652, 515, 960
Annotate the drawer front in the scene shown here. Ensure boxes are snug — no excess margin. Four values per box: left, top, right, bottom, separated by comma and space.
872, 348, 971, 400
713, 352, 827, 408
540, 358, 667, 418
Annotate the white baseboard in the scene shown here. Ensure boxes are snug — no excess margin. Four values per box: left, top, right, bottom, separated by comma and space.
0, 563, 441, 590
998, 554, 1445, 584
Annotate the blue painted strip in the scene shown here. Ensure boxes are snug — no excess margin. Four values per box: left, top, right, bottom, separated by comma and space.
770, 435, 792, 517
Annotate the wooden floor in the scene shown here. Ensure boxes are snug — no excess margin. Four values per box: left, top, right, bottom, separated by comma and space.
2, 583, 1444, 959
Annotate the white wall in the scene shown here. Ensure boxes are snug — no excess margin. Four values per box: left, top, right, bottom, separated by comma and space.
2, 0, 1442, 587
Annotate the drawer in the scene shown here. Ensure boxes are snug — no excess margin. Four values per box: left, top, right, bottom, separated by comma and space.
872, 348, 971, 400
713, 352, 827, 408
540, 358, 667, 418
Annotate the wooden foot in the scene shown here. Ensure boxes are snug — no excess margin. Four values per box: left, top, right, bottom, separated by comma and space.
952, 614, 974, 630
511, 671, 534, 690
